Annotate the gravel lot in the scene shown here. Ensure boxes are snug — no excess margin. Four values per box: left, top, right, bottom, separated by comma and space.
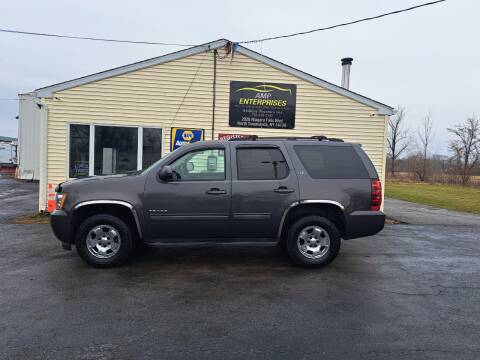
1, 178, 479, 360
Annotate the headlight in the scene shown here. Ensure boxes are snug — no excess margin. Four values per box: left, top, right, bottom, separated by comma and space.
55, 192, 67, 210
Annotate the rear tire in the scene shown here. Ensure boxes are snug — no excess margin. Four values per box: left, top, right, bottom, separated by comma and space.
75, 214, 135, 268
286, 216, 341, 268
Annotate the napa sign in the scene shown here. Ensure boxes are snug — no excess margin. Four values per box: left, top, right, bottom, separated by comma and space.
170, 127, 204, 151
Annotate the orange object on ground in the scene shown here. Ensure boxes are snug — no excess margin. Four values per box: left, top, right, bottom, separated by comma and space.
47, 183, 56, 213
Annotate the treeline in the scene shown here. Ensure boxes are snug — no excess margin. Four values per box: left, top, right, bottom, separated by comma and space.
387, 106, 480, 185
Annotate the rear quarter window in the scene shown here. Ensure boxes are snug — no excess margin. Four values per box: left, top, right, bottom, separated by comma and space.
293, 145, 369, 179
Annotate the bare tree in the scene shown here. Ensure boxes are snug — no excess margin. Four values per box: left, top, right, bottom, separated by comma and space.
447, 115, 480, 184
412, 113, 434, 181
387, 106, 410, 176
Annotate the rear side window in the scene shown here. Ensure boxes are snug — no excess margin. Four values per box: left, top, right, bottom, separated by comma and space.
294, 145, 369, 179
237, 147, 289, 180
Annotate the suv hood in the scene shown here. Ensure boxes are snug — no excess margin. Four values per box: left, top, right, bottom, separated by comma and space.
56, 173, 137, 192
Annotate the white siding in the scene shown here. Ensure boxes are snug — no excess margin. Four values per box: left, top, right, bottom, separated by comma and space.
18, 93, 41, 180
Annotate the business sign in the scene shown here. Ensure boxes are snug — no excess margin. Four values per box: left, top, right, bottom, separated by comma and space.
218, 133, 253, 141
229, 81, 296, 129
170, 127, 204, 151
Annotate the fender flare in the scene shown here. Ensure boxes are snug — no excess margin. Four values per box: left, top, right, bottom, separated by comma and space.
73, 200, 143, 238
277, 200, 345, 238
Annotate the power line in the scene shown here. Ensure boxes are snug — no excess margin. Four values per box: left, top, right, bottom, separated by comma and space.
238, 0, 447, 44
0, 1, 446, 48
0, 28, 196, 47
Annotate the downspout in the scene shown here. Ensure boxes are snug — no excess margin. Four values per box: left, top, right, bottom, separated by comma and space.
36, 97, 48, 212
211, 49, 217, 140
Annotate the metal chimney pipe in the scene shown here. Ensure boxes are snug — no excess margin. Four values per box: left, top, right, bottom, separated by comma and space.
341, 57, 353, 89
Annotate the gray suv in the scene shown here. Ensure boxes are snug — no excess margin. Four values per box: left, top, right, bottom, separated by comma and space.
50, 136, 385, 268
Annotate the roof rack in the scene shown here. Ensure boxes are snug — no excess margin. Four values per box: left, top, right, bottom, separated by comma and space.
227, 135, 344, 142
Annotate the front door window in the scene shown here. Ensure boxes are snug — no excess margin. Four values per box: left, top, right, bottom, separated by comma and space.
170, 149, 225, 181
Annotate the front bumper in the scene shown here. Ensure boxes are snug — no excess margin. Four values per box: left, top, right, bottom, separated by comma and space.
50, 210, 72, 246
344, 210, 385, 240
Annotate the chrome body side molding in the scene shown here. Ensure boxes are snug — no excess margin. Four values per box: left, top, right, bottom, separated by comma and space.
73, 200, 143, 238
276, 200, 345, 238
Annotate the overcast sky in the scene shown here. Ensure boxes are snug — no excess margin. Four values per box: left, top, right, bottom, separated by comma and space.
0, 0, 476, 154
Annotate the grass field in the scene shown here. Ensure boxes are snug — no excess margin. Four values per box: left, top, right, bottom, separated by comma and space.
385, 181, 480, 214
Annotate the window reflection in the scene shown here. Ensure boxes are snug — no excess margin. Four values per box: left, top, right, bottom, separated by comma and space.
69, 124, 90, 178
94, 126, 138, 175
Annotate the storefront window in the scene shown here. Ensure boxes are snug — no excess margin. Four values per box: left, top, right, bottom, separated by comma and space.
142, 128, 162, 169
68, 125, 164, 178
94, 126, 138, 175
69, 124, 90, 178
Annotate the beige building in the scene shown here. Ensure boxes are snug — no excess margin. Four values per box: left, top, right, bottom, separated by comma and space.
18, 39, 394, 211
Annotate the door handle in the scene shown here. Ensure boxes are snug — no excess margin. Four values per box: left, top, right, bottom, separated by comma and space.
206, 188, 227, 195
274, 186, 295, 194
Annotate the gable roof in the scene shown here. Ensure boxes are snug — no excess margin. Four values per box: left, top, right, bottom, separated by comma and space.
34, 39, 394, 115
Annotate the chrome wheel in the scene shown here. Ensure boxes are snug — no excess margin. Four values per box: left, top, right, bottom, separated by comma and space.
297, 225, 330, 259
86, 224, 121, 259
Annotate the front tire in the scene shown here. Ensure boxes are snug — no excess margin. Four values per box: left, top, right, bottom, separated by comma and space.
75, 214, 135, 268
286, 216, 341, 268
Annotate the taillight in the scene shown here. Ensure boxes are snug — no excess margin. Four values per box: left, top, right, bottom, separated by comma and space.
371, 179, 382, 211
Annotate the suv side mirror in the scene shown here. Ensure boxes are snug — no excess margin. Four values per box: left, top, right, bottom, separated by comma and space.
158, 165, 174, 182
